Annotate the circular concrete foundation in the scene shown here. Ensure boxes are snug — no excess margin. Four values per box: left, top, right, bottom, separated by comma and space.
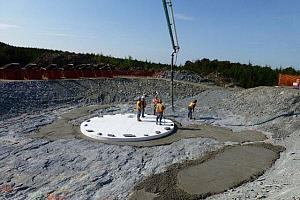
80, 114, 175, 141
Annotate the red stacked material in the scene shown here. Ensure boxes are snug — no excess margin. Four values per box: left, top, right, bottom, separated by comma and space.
44, 70, 62, 80
0, 69, 23, 80
23, 69, 44, 80
278, 73, 300, 86
0, 69, 163, 80
0, 70, 26, 80
63, 70, 81, 79
0, 70, 3, 79
95, 70, 114, 78
80, 70, 95, 78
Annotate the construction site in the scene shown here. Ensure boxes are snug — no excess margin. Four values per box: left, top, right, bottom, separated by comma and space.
1, 0, 300, 199
0, 70, 299, 199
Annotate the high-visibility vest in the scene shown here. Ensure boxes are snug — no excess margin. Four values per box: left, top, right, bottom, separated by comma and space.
136, 100, 142, 110
188, 102, 196, 109
155, 103, 164, 113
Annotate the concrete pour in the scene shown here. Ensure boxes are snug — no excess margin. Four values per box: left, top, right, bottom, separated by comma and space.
177, 145, 281, 195
29, 104, 280, 200
130, 144, 284, 200
34, 106, 266, 147
1, 78, 299, 199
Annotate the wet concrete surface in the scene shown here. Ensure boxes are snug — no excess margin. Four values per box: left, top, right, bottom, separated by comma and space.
33, 105, 284, 200
104, 124, 267, 147
177, 145, 280, 195
129, 189, 158, 200
129, 143, 284, 200
2, 78, 298, 199
33, 104, 111, 140
34, 105, 267, 147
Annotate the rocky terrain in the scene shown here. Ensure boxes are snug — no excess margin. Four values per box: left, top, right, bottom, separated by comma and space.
0, 76, 299, 200
158, 70, 210, 84
0, 77, 205, 120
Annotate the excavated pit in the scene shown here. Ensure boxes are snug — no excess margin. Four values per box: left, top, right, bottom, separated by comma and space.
1, 78, 298, 199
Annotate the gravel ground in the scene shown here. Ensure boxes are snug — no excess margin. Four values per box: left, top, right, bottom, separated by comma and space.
181, 86, 300, 200
0, 77, 300, 199
158, 70, 210, 84
0, 132, 220, 200
144, 85, 299, 200
0, 78, 207, 120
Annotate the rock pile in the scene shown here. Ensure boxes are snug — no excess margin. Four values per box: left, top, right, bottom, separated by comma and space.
0, 78, 206, 120
158, 70, 209, 84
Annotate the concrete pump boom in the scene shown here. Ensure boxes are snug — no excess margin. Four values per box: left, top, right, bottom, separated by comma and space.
162, 0, 180, 112
162, 0, 179, 52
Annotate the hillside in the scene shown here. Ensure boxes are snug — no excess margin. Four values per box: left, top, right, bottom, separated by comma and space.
1, 42, 300, 88
0, 42, 168, 71
183, 58, 300, 88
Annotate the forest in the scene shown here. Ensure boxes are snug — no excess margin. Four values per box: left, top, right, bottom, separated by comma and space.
183, 59, 300, 88
0, 42, 169, 71
1, 42, 299, 88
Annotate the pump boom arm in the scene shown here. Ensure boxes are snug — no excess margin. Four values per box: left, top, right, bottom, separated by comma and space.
162, 0, 179, 52
162, 0, 180, 112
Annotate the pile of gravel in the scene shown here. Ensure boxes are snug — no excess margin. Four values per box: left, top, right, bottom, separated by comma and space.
158, 70, 209, 84
0, 78, 206, 120
181, 86, 300, 138
226, 86, 300, 138
227, 86, 300, 119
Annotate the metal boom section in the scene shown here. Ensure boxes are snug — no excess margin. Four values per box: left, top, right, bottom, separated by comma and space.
162, 0, 179, 112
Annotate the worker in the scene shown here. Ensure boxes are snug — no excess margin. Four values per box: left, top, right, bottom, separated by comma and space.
155, 99, 165, 125
188, 100, 197, 120
152, 95, 159, 115
136, 97, 142, 121
141, 95, 146, 118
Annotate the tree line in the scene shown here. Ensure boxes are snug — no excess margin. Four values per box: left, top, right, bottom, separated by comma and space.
1, 42, 300, 88
0, 42, 169, 70
183, 58, 300, 88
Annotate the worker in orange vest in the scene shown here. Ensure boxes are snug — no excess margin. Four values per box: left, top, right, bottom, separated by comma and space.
152, 95, 159, 115
188, 100, 197, 119
136, 97, 142, 121
155, 99, 165, 125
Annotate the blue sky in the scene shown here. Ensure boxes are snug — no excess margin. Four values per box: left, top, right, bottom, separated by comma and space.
0, 0, 300, 69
